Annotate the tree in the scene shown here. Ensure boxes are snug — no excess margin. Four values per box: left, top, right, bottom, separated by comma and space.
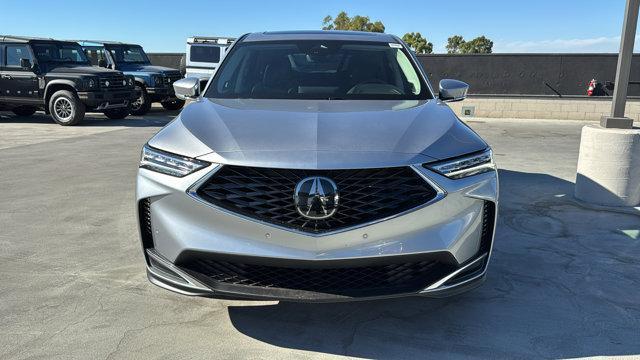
322, 11, 385, 33
461, 36, 493, 54
446, 35, 493, 54
402, 32, 433, 54
446, 35, 466, 54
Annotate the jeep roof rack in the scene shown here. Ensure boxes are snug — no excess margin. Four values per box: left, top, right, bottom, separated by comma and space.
0, 35, 57, 43
187, 36, 236, 45
72, 40, 138, 46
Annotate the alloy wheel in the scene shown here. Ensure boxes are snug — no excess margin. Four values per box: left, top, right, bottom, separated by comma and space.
54, 97, 73, 121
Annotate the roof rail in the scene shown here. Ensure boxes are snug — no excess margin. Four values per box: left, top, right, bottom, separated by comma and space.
0, 35, 56, 42
187, 36, 236, 45
70, 40, 133, 45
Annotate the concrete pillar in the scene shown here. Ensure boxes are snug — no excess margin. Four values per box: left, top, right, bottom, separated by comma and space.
575, 125, 640, 207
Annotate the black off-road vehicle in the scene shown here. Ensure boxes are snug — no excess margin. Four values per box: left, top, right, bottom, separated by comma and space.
79, 41, 184, 116
0, 36, 137, 125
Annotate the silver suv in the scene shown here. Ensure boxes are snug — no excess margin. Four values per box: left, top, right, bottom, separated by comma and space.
137, 31, 498, 302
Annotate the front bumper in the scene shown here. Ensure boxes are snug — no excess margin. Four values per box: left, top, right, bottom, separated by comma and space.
136, 164, 498, 302
146, 86, 177, 102
78, 89, 137, 110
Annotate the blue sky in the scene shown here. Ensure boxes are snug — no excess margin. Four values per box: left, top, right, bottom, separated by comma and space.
0, 0, 631, 53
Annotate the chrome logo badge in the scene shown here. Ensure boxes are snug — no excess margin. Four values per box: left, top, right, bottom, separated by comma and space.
293, 176, 339, 220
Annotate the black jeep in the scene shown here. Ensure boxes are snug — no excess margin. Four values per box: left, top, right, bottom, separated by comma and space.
0, 36, 137, 125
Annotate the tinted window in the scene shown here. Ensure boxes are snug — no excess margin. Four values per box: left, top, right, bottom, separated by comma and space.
205, 40, 430, 100
6, 45, 32, 67
106, 45, 150, 64
32, 43, 89, 64
84, 47, 107, 66
190, 45, 221, 63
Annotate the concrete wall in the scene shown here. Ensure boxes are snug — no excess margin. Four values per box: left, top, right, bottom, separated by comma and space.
448, 97, 640, 121
417, 53, 636, 96
147, 53, 183, 70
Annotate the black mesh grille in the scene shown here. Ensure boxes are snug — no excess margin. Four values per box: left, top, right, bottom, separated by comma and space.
138, 198, 153, 249
180, 256, 455, 297
196, 166, 438, 234
479, 201, 496, 254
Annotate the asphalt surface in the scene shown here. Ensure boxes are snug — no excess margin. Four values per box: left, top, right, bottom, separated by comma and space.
0, 108, 638, 359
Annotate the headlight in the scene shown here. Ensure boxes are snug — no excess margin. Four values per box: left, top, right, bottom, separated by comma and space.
424, 149, 495, 179
140, 145, 210, 177
127, 77, 134, 86
84, 77, 99, 89
153, 75, 164, 86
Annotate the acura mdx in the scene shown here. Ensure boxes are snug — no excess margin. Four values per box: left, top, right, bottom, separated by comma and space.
136, 31, 498, 302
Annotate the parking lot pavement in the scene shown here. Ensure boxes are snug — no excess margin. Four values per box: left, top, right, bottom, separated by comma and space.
0, 114, 638, 359
0, 107, 173, 150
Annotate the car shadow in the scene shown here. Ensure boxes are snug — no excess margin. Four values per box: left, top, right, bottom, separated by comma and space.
0, 107, 177, 127
226, 169, 640, 358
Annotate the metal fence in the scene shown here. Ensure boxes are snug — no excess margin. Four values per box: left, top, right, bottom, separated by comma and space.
148, 52, 638, 97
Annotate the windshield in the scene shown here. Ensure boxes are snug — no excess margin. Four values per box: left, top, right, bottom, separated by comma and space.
32, 43, 90, 64
205, 40, 431, 100
105, 45, 150, 64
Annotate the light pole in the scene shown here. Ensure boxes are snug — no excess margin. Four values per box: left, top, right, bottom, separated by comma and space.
575, 0, 640, 208
602, 0, 639, 128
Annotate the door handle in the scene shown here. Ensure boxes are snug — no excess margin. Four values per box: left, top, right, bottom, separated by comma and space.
1, 74, 12, 80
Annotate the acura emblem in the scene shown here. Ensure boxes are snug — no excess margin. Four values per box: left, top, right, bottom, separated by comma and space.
293, 176, 339, 220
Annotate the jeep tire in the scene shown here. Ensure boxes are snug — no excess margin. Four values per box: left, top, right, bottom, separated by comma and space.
103, 106, 131, 120
49, 90, 85, 126
161, 99, 185, 111
12, 106, 37, 117
131, 85, 151, 116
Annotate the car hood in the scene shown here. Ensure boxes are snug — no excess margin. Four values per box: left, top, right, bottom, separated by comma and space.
45, 65, 121, 76
117, 64, 179, 74
148, 98, 488, 169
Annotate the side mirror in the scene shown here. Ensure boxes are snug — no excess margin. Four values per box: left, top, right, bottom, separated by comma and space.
98, 59, 108, 68
20, 58, 32, 69
438, 79, 469, 102
173, 77, 200, 100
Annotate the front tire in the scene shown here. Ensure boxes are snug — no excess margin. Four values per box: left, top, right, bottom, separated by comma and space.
103, 106, 131, 120
12, 106, 37, 117
49, 90, 85, 126
160, 99, 185, 111
130, 84, 151, 116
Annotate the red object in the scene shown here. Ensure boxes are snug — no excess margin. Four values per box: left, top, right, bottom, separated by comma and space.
587, 79, 597, 96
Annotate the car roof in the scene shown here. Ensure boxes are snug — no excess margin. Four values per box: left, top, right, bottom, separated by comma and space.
242, 30, 399, 43
0, 35, 57, 43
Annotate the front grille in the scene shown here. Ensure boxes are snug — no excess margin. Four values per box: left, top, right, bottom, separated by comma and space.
100, 74, 127, 90
179, 256, 456, 297
197, 166, 439, 234
164, 73, 182, 85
